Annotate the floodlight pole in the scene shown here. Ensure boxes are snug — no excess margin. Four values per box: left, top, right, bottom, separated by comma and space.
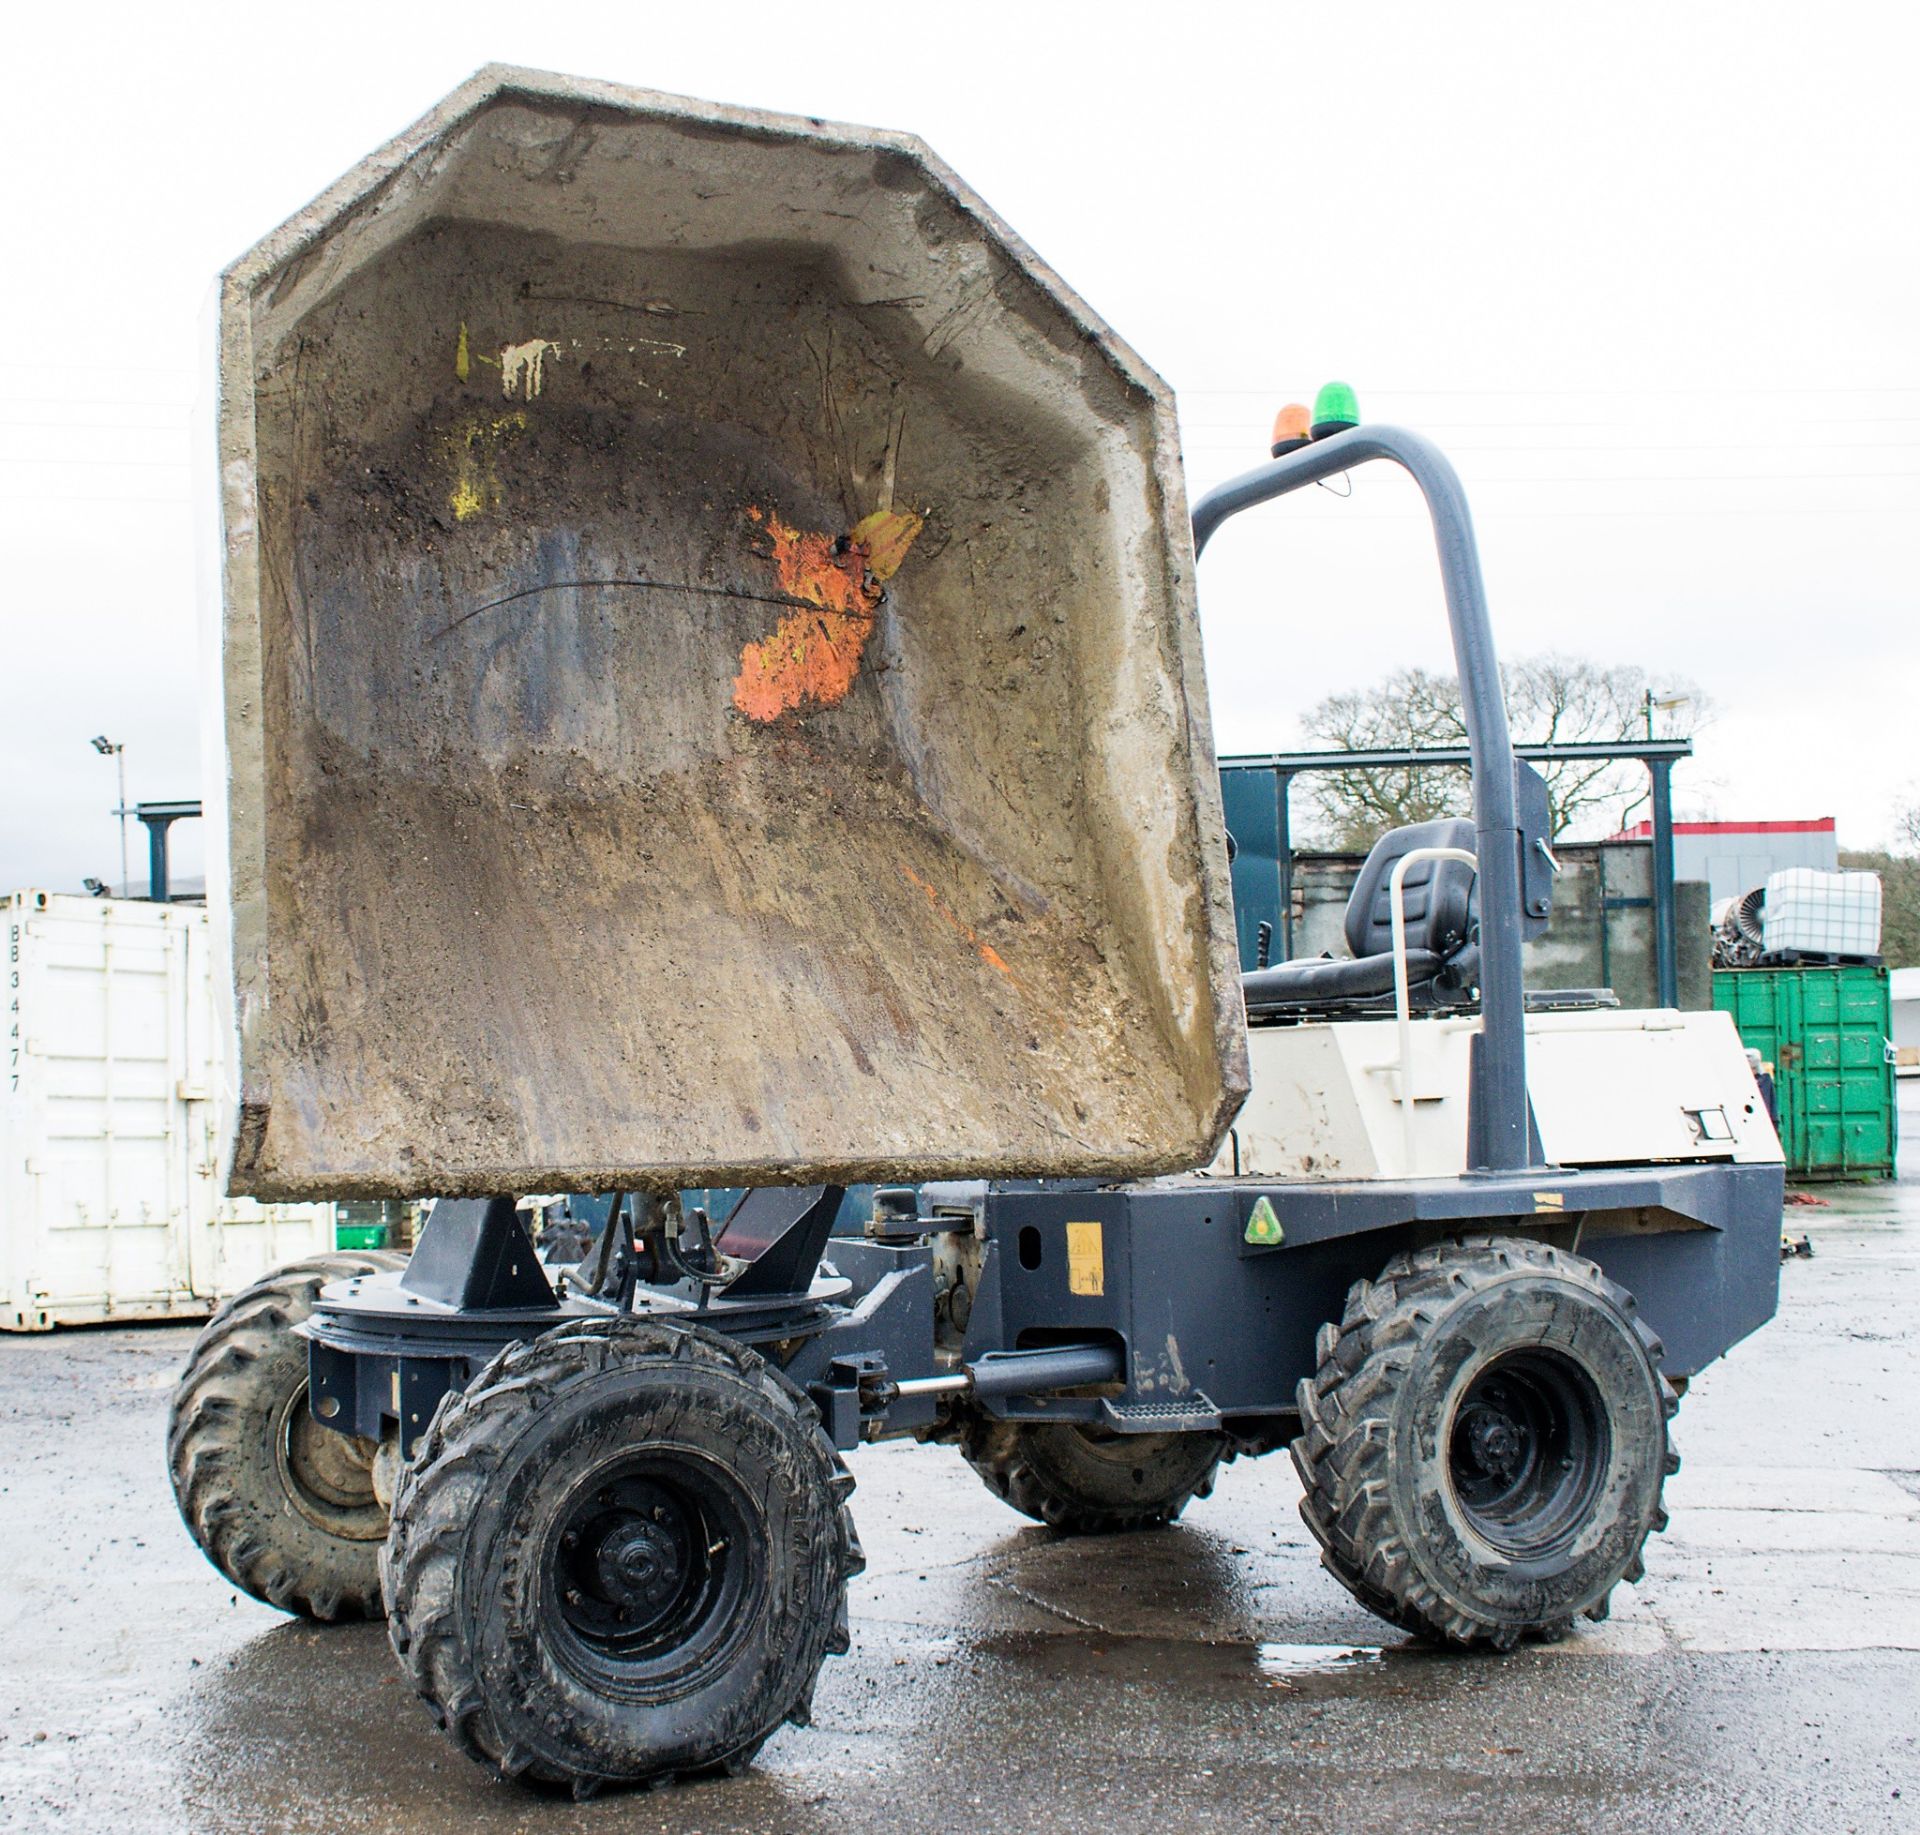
91, 737, 130, 898
115, 750, 129, 898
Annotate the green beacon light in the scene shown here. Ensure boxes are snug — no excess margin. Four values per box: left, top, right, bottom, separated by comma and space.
1310, 380, 1360, 440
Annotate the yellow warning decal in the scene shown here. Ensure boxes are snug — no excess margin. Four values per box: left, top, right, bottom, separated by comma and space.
1066, 1221, 1105, 1297
1533, 1191, 1565, 1212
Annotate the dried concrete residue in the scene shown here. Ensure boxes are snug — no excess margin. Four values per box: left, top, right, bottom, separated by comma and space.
500, 338, 561, 399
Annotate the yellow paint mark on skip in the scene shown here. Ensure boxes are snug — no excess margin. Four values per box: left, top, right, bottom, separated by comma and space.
849, 506, 922, 582
454, 321, 470, 383
1066, 1221, 1105, 1296
443, 411, 527, 522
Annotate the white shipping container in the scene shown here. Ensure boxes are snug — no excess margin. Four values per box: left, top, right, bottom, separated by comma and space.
3, 891, 335, 1330
1893, 966, 1920, 1077
1761, 868, 1883, 960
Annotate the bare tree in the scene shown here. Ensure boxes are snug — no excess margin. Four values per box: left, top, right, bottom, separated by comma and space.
1300, 653, 1705, 849
1897, 796, 1920, 855
1298, 667, 1473, 850
1842, 845, 1920, 968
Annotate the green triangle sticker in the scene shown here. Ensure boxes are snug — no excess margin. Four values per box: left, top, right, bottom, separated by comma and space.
1243, 1196, 1284, 1246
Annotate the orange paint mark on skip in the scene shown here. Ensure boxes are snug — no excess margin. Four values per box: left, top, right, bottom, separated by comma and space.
733, 506, 922, 722
898, 864, 1018, 985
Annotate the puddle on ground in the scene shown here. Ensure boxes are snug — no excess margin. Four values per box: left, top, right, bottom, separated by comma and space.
1253, 1641, 1387, 1683
959, 1629, 1431, 1701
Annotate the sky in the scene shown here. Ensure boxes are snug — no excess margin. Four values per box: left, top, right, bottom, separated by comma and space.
2, 0, 1915, 895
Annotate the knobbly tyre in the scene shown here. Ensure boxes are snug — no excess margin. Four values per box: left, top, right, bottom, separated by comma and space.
171, 69, 1784, 1796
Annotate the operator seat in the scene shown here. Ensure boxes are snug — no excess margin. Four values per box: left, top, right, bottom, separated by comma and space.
1242, 818, 1477, 1019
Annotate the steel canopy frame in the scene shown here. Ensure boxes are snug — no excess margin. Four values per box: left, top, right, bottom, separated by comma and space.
1191, 425, 1535, 1174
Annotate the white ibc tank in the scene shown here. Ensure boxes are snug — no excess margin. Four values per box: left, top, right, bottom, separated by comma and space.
1761, 868, 1882, 960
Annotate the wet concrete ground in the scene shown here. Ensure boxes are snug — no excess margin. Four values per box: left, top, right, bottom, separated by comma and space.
3, 1092, 1916, 1832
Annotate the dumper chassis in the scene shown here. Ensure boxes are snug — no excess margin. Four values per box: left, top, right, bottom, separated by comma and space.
169, 421, 1784, 1795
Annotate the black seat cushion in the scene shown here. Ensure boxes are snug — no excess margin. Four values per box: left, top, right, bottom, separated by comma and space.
1242, 817, 1478, 1018
1241, 946, 1444, 1009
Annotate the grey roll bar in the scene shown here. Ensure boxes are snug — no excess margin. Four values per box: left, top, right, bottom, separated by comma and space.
1190, 425, 1536, 1174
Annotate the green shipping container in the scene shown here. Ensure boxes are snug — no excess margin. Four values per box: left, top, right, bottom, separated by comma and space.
335, 1199, 403, 1252
1712, 965, 1897, 1179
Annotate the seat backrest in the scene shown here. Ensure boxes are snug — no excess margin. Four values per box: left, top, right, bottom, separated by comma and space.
1345, 817, 1477, 962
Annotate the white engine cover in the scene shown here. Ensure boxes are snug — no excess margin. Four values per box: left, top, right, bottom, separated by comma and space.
1215, 1008, 1783, 1182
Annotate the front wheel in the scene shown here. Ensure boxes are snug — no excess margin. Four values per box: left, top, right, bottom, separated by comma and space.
382, 1318, 863, 1796
1292, 1235, 1678, 1648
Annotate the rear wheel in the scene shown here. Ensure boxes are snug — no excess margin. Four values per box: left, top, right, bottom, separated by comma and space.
167, 1251, 406, 1621
383, 1318, 862, 1796
959, 1417, 1228, 1533
1292, 1234, 1678, 1647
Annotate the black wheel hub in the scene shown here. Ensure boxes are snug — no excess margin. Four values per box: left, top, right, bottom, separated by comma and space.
549, 1464, 752, 1676
1464, 1408, 1525, 1482
1448, 1349, 1609, 1559
598, 1517, 680, 1605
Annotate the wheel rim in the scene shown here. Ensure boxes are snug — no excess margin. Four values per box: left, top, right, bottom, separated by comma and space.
1063, 1427, 1198, 1487
1446, 1349, 1609, 1559
1068, 1426, 1147, 1473
275, 1380, 386, 1541
546, 1455, 761, 1688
